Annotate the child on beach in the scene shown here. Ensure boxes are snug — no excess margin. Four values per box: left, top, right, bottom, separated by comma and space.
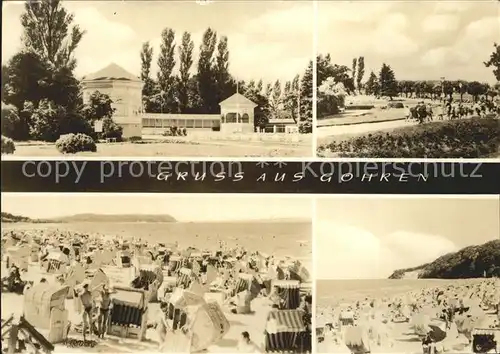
237, 331, 262, 353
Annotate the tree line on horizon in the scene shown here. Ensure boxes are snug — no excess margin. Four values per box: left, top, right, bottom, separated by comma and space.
140, 27, 313, 131
1, 0, 313, 142
317, 45, 500, 117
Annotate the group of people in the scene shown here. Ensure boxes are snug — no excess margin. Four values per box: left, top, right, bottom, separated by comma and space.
2, 228, 312, 353
317, 279, 500, 354
404, 97, 499, 123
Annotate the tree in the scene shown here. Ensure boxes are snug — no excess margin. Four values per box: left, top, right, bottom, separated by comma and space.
299, 60, 313, 132
27, 99, 66, 142
317, 54, 354, 93
20, 0, 85, 71
467, 81, 488, 102
214, 36, 232, 103
271, 80, 282, 117
256, 79, 263, 94
157, 28, 177, 113
2, 52, 51, 112
484, 43, 500, 81
365, 71, 379, 96
178, 32, 194, 113
264, 83, 272, 100
356, 56, 365, 93
284, 81, 291, 96
351, 58, 357, 92
140, 41, 155, 111
81, 91, 115, 121
197, 28, 218, 113
379, 63, 398, 99
244, 88, 271, 132
317, 78, 347, 117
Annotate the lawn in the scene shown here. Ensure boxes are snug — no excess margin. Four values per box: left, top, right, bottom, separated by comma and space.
7, 139, 313, 157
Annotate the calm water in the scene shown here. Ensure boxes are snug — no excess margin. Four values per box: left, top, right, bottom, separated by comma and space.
316, 278, 488, 306
3, 221, 311, 258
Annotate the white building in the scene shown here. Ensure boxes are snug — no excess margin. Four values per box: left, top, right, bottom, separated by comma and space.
81, 63, 144, 137
82, 63, 259, 137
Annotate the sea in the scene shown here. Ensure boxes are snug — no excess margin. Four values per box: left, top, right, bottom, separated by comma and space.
3, 220, 312, 259
316, 278, 489, 306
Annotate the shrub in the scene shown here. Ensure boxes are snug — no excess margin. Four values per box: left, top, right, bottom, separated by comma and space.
1, 135, 16, 154
1, 103, 21, 139
298, 120, 312, 134
58, 112, 94, 137
55, 133, 97, 154
128, 136, 142, 143
319, 117, 499, 158
162, 126, 188, 136
388, 102, 404, 109
101, 117, 123, 141
212, 126, 220, 132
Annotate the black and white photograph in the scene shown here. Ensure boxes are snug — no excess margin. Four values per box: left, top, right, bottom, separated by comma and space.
1, 194, 312, 353
316, 2, 500, 158
315, 197, 500, 354
1, 0, 313, 157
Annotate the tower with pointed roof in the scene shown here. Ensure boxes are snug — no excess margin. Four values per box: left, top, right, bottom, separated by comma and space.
219, 92, 258, 134
81, 63, 144, 138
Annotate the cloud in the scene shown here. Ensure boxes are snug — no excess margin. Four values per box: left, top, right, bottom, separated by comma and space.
422, 14, 460, 33
243, 3, 313, 39
316, 221, 459, 279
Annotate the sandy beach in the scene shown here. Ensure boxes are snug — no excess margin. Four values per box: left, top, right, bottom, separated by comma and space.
316, 278, 500, 354
2, 221, 312, 353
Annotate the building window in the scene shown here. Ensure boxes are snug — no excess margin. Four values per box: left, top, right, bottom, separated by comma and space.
186, 119, 195, 128
194, 119, 203, 128
155, 119, 163, 128
142, 118, 154, 128
225, 113, 240, 123
241, 113, 250, 123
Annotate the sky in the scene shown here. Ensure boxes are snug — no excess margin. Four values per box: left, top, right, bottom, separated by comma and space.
1, 194, 312, 222
318, 1, 500, 84
2, 0, 313, 83
316, 197, 500, 279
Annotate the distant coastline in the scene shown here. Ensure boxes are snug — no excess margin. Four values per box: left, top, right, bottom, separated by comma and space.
1, 212, 309, 225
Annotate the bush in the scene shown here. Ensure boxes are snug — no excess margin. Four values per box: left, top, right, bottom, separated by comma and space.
101, 117, 123, 141
388, 102, 404, 109
298, 120, 312, 134
1, 135, 15, 154
1, 103, 21, 139
319, 117, 500, 158
128, 136, 142, 143
162, 126, 188, 136
58, 112, 94, 138
55, 133, 97, 154
212, 126, 220, 132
